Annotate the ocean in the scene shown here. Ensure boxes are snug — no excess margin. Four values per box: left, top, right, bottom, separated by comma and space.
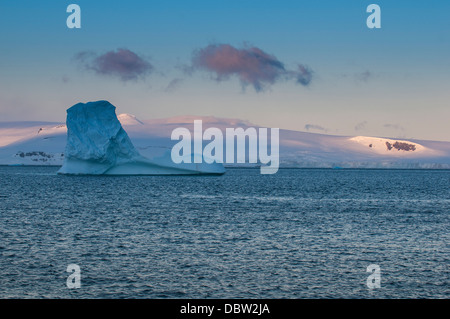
0, 166, 448, 298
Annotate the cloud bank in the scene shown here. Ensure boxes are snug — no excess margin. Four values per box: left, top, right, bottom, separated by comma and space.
305, 124, 328, 133
164, 78, 183, 93
190, 44, 313, 92
355, 121, 368, 131
383, 124, 405, 132
356, 70, 372, 82
75, 48, 153, 81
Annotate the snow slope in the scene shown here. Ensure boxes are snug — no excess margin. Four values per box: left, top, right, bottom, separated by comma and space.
279, 131, 450, 168
1, 111, 450, 169
0, 121, 66, 165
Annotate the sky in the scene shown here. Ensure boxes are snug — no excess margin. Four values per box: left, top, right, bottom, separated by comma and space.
0, 0, 449, 141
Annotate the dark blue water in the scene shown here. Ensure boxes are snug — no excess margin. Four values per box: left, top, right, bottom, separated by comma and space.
0, 167, 448, 298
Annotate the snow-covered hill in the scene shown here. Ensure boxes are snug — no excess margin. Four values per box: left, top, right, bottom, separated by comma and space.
1, 114, 450, 168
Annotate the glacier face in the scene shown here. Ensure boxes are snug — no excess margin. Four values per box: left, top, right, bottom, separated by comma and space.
57, 101, 225, 175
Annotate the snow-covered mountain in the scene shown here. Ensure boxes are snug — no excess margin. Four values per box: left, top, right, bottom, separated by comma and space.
1, 114, 450, 168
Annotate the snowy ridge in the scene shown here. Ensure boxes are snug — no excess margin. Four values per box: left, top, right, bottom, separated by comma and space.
117, 113, 144, 126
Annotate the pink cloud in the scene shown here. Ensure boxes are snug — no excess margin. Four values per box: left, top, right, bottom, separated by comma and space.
191, 44, 312, 92
75, 48, 153, 81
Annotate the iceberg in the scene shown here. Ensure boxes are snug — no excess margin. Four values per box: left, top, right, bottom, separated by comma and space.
57, 101, 225, 175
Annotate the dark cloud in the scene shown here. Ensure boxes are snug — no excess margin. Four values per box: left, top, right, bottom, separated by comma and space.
164, 78, 183, 93
75, 48, 153, 81
383, 124, 406, 138
383, 124, 405, 131
355, 121, 368, 131
356, 70, 372, 82
294, 64, 313, 86
305, 124, 328, 133
74, 51, 96, 63
338, 70, 373, 83
190, 44, 313, 92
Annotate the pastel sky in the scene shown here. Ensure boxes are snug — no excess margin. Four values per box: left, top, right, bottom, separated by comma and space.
0, 0, 449, 141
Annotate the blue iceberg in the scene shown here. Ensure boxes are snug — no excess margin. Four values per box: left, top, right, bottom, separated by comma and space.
57, 101, 225, 175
